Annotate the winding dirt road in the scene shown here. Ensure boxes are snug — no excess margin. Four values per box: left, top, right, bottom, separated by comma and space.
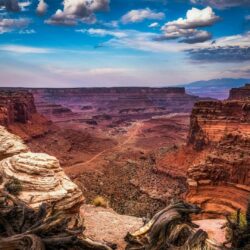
64, 121, 143, 175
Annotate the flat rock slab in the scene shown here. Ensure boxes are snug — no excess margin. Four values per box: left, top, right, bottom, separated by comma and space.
195, 219, 226, 245
81, 205, 144, 250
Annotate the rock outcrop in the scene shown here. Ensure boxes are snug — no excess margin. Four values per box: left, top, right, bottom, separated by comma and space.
186, 86, 250, 217
0, 90, 51, 141
0, 126, 84, 214
30, 87, 207, 124
188, 100, 250, 150
229, 83, 250, 100
0, 126, 29, 160
0, 90, 36, 125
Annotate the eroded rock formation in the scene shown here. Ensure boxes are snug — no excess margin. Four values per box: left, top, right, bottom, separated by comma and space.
186, 87, 250, 217
0, 90, 36, 125
229, 83, 250, 100
0, 90, 50, 141
0, 125, 84, 214
30, 87, 206, 125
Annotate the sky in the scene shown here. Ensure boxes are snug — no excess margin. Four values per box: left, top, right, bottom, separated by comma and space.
0, 0, 250, 87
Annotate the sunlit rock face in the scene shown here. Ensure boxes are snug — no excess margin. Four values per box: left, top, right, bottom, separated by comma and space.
186, 86, 250, 218
0, 126, 29, 160
0, 126, 84, 214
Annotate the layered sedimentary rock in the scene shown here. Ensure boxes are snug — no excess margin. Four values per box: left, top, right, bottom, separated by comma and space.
30, 87, 205, 124
188, 100, 250, 150
0, 126, 29, 160
0, 90, 51, 140
0, 126, 84, 213
229, 83, 250, 100
0, 90, 36, 125
186, 88, 250, 217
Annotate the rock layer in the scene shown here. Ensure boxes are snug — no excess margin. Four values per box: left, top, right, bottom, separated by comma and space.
0, 90, 36, 125
0, 90, 51, 141
0, 126, 84, 214
0, 126, 28, 160
229, 83, 250, 100
186, 86, 250, 217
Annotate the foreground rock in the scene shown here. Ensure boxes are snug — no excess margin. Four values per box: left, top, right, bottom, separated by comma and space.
0, 126, 29, 160
82, 205, 143, 250
0, 125, 84, 216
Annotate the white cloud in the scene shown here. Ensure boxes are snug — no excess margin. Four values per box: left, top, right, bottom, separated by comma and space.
46, 0, 110, 25
36, 0, 48, 15
162, 7, 219, 30
121, 8, 165, 24
19, 29, 36, 34
76, 28, 127, 38
148, 22, 159, 28
0, 18, 30, 33
159, 7, 219, 43
0, 45, 52, 53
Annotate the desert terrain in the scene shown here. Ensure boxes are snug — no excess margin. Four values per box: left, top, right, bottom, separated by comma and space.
0, 85, 249, 248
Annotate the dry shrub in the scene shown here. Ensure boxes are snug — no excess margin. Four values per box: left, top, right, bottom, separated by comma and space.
92, 196, 109, 208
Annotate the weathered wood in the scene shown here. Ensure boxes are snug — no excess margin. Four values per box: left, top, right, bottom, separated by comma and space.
0, 190, 115, 250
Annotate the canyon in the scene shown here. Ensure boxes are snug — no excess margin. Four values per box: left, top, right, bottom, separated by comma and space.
0, 84, 249, 248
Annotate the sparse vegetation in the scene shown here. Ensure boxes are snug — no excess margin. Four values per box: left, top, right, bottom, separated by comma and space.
229, 210, 247, 230
92, 196, 109, 208
4, 178, 22, 195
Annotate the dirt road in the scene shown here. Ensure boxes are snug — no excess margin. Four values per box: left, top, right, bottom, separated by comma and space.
64, 121, 143, 175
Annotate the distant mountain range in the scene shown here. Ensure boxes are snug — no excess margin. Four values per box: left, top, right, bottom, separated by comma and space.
181, 78, 250, 100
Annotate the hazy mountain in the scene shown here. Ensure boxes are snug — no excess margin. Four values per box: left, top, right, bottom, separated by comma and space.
182, 78, 250, 100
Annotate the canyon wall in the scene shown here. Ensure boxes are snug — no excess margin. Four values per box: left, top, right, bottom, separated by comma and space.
186, 86, 250, 217
0, 90, 51, 140
30, 87, 205, 124
0, 90, 36, 125
229, 83, 250, 100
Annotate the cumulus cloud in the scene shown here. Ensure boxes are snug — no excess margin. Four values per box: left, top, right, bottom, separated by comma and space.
76, 28, 127, 38
158, 7, 219, 43
190, 0, 250, 9
121, 8, 165, 24
0, 0, 20, 12
36, 0, 48, 15
162, 7, 219, 30
46, 0, 110, 26
0, 18, 30, 33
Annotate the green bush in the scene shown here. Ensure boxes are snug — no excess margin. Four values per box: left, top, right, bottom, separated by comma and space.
5, 178, 22, 195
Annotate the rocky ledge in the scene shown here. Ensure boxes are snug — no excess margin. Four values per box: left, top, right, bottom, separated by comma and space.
0, 126, 84, 215
186, 85, 250, 217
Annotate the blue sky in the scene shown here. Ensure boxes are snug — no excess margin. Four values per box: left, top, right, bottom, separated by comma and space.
0, 0, 250, 87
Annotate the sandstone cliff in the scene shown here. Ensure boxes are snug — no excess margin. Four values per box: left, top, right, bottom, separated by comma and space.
0, 90, 51, 141
186, 86, 250, 217
229, 83, 250, 100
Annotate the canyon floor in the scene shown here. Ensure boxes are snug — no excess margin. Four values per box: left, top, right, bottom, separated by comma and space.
29, 113, 190, 217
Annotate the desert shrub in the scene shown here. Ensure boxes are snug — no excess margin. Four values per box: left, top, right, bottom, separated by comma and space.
5, 178, 22, 195
230, 211, 247, 230
92, 196, 108, 208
